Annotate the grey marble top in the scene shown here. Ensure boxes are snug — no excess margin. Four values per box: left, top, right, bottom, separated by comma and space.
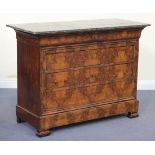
6, 19, 150, 35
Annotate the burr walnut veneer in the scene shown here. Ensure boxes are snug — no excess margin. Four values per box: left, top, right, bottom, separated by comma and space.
7, 19, 150, 137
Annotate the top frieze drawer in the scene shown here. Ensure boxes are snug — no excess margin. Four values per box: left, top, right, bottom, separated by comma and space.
44, 41, 136, 73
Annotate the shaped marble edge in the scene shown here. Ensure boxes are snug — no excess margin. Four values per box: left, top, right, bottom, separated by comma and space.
6, 18, 150, 35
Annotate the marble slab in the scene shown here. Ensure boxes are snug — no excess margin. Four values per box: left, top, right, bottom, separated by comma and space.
6, 18, 150, 35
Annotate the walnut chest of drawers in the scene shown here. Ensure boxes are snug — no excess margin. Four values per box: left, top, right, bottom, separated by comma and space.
7, 19, 150, 137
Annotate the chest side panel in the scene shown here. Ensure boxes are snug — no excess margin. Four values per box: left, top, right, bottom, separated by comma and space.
17, 39, 41, 114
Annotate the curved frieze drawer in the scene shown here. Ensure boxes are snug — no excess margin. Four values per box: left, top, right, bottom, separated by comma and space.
45, 41, 135, 72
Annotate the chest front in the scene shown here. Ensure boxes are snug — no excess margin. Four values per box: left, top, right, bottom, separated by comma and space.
41, 40, 137, 113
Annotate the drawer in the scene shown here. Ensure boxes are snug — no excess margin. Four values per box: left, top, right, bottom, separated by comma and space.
45, 79, 135, 112
46, 63, 133, 90
45, 42, 135, 72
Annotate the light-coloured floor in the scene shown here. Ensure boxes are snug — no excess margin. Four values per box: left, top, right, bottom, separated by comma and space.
0, 89, 155, 141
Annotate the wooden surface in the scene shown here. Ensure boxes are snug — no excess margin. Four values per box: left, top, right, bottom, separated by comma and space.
7, 19, 149, 136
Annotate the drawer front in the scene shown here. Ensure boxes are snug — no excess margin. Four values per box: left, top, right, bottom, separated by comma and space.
45, 42, 135, 72
46, 63, 133, 90
45, 79, 135, 112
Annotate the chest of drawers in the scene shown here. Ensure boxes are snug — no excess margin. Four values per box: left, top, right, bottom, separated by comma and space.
7, 19, 149, 137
